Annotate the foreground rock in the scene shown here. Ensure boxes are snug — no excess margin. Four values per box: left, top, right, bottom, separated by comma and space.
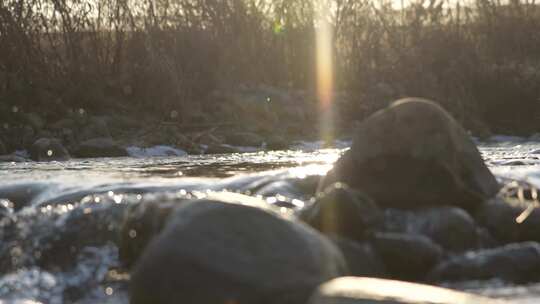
320, 98, 500, 209
429, 242, 540, 283
300, 183, 382, 241
73, 137, 127, 158
309, 277, 505, 304
29, 138, 70, 161
475, 197, 540, 244
130, 198, 347, 304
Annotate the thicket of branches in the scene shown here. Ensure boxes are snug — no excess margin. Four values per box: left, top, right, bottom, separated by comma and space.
1, 0, 540, 134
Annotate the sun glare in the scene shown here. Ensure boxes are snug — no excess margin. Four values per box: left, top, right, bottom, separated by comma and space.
316, 3, 335, 147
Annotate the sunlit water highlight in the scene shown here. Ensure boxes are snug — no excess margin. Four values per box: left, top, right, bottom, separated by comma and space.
0, 139, 540, 303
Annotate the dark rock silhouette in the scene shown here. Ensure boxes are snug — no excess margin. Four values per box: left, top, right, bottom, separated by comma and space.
429, 242, 540, 283
73, 137, 127, 158
330, 237, 387, 278
300, 183, 382, 241
371, 232, 443, 280
475, 197, 540, 244
130, 198, 347, 304
382, 207, 480, 252
320, 98, 500, 209
30, 138, 70, 161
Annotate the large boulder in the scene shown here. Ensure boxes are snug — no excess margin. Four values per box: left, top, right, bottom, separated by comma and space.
73, 137, 127, 158
429, 242, 540, 283
320, 98, 500, 209
308, 277, 505, 304
300, 183, 382, 241
130, 197, 347, 304
29, 138, 70, 161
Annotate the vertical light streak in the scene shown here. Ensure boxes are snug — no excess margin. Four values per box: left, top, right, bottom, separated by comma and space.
316, 3, 334, 147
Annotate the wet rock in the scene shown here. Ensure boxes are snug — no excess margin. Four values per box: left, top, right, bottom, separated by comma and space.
320, 98, 500, 209
429, 242, 540, 283
383, 207, 479, 252
331, 237, 387, 278
371, 232, 443, 280
300, 183, 382, 241
73, 137, 127, 158
308, 277, 505, 304
225, 131, 264, 147
119, 200, 177, 268
29, 138, 70, 161
416, 207, 479, 252
475, 197, 540, 244
130, 198, 347, 304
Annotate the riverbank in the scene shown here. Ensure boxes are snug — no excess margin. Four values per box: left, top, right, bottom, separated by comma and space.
5, 83, 540, 162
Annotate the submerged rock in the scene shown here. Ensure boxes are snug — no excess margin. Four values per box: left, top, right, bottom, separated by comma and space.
73, 137, 127, 158
429, 242, 540, 283
29, 138, 70, 161
300, 183, 382, 241
475, 197, 540, 244
130, 198, 347, 304
320, 98, 500, 209
371, 232, 443, 280
308, 277, 505, 304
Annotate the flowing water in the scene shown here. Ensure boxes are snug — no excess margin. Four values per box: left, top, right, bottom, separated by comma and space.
1, 138, 540, 303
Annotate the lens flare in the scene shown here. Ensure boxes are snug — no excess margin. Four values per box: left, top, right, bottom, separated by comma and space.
316, 5, 334, 147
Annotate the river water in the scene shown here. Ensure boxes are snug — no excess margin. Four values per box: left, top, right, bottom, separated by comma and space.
0, 138, 540, 303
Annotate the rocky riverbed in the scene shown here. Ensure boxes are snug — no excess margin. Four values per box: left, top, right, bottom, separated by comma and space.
1, 98, 540, 303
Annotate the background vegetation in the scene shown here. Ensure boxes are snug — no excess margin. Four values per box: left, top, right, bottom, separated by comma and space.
1, 0, 540, 136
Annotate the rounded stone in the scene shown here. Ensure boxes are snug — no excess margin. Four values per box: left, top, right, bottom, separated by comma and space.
130, 198, 347, 304
300, 183, 382, 241
320, 98, 500, 209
